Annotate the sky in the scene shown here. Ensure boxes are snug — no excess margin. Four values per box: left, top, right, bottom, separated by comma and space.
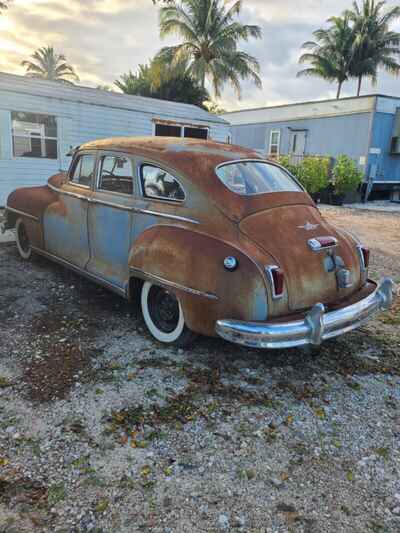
0, 0, 399, 111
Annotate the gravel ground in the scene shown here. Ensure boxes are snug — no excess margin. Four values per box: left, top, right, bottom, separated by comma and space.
0, 208, 399, 533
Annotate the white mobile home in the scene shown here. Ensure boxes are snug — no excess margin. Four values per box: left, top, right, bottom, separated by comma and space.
0, 72, 230, 206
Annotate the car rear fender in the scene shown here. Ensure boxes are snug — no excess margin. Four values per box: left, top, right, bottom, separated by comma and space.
128, 225, 273, 337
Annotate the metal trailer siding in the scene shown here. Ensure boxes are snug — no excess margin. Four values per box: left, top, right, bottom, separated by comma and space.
231, 112, 372, 165
369, 111, 400, 183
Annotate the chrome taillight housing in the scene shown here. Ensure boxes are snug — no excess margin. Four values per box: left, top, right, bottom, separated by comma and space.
266, 265, 285, 299
357, 245, 370, 271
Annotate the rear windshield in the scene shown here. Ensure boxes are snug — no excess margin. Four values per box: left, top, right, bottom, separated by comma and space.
215, 161, 302, 195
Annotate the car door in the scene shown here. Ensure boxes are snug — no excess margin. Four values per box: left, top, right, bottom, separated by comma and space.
86, 152, 135, 290
43, 151, 96, 268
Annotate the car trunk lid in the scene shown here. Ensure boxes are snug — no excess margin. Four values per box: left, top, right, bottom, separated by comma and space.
239, 205, 360, 311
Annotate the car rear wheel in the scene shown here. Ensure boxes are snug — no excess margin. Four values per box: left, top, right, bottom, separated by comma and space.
140, 281, 196, 347
16, 219, 32, 260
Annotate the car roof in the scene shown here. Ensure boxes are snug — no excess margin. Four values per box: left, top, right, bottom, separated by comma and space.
79, 136, 311, 220
81, 136, 259, 164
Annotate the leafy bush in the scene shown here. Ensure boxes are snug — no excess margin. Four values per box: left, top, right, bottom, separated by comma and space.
277, 155, 299, 178
332, 155, 363, 196
278, 155, 330, 194
298, 157, 330, 194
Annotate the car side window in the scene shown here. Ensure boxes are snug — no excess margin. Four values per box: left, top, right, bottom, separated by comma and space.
141, 165, 185, 202
70, 154, 96, 187
98, 155, 134, 195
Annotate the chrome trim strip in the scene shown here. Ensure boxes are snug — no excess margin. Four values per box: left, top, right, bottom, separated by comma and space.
5, 207, 39, 222
216, 278, 394, 349
32, 247, 127, 298
356, 244, 367, 272
89, 198, 132, 212
130, 267, 218, 300
136, 208, 199, 225
48, 183, 89, 201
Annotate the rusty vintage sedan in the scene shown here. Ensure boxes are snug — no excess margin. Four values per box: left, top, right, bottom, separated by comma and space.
2, 137, 394, 348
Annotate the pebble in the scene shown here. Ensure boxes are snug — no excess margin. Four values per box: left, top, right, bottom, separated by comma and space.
218, 514, 230, 530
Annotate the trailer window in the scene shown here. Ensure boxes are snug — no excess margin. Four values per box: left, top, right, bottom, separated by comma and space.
216, 161, 302, 195
154, 122, 208, 139
11, 111, 57, 159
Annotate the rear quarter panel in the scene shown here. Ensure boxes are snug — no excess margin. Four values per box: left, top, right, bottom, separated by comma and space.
129, 225, 271, 337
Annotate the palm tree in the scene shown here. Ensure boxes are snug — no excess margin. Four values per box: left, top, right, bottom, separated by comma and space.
158, 0, 262, 98
0, 1, 11, 13
298, 16, 354, 99
21, 46, 79, 84
346, 0, 400, 96
115, 56, 210, 108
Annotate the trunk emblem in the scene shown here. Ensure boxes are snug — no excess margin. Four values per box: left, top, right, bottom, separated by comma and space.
298, 222, 319, 231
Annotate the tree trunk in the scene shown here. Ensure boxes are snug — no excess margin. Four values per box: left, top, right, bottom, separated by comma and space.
201, 70, 206, 89
336, 81, 343, 99
357, 75, 362, 97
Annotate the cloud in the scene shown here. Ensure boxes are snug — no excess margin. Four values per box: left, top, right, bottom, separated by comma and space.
0, 0, 399, 109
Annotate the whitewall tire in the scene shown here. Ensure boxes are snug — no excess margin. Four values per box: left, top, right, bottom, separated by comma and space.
140, 281, 196, 347
15, 219, 32, 260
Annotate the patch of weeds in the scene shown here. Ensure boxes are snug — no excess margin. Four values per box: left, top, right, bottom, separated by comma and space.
375, 447, 390, 461
0, 416, 18, 431
0, 377, 12, 388
347, 381, 363, 391
47, 482, 66, 505
137, 357, 175, 370
95, 498, 109, 513
314, 407, 326, 420
145, 387, 163, 399
82, 475, 107, 488
0, 476, 47, 507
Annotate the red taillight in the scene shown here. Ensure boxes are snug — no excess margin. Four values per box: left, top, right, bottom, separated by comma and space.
361, 247, 370, 269
267, 266, 285, 299
308, 236, 338, 251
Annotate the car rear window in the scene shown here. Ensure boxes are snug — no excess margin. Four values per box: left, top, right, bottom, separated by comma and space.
215, 161, 302, 195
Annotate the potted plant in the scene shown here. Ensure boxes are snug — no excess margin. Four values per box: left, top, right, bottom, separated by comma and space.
331, 155, 363, 205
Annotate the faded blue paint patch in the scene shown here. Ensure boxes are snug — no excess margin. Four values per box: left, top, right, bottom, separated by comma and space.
87, 204, 131, 288
44, 197, 89, 268
250, 287, 268, 321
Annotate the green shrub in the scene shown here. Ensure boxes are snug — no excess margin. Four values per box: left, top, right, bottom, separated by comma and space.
278, 155, 330, 194
332, 155, 363, 196
277, 155, 299, 178
298, 156, 330, 194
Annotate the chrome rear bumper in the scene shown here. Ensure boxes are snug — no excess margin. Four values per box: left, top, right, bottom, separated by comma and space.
216, 278, 394, 349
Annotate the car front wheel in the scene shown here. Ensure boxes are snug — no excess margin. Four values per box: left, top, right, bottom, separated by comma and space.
15, 219, 32, 260
140, 281, 196, 347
